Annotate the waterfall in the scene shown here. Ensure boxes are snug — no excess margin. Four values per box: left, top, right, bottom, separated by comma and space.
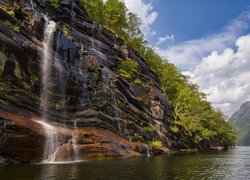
40, 18, 57, 162
72, 131, 79, 161
110, 81, 122, 135
72, 120, 80, 161
40, 19, 56, 120
37, 121, 59, 161
146, 145, 150, 157
29, 0, 34, 9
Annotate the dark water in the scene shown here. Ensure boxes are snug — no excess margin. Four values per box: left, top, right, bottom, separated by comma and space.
1, 146, 250, 180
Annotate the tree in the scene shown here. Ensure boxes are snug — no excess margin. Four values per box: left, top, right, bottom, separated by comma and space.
79, 0, 105, 23
79, 0, 237, 146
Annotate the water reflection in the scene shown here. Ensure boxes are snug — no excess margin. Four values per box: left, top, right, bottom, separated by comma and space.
1, 147, 250, 180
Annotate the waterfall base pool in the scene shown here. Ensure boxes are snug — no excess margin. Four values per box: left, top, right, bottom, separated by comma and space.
1, 146, 250, 180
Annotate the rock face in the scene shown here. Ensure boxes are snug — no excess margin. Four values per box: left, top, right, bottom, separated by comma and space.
0, 0, 214, 163
229, 102, 250, 145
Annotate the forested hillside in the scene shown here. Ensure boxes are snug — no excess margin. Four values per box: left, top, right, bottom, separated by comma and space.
0, 0, 237, 164
80, 0, 236, 145
229, 102, 250, 145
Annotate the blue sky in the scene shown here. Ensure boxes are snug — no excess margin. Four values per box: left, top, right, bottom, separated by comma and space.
149, 0, 250, 45
123, 0, 250, 116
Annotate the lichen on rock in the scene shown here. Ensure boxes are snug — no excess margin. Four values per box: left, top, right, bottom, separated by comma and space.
0, 0, 217, 163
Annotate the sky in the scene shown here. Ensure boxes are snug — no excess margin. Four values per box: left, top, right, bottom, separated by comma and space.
122, 0, 250, 116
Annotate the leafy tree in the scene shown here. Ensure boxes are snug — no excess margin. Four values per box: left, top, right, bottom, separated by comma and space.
102, 0, 128, 36
79, 0, 237, 146
79, 0, 105, 23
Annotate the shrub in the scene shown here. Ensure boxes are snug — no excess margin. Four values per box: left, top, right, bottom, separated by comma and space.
31, 75, 39, 82
143, 125, 156, 132
148, 140, 162, 148
3, 20, 20, 32
118, 58, 138, 79
0, 6, 15, 16
170, 125, 179, 133
45, 0, 60, 9
62, 25, 72, 40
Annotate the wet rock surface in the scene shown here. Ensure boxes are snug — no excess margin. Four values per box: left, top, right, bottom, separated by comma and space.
0, 0, 214, 163
0, 109, 148, 162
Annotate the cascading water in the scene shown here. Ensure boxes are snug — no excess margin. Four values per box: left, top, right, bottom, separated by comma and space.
38, 121, 59, 161
111, 84, 122, 134
40, 18, 58, 162
40, 19, 56, 119
39, 18, 80, 163
146, 145, 150, 157
72, 130, 80, 161
29, 0, 34, 9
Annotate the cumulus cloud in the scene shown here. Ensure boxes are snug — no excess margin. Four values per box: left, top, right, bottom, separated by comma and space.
155, 11, 250, 70
156, 34, 174, 45
186, 34, 250, 116
153, 10, 250, 116
122, 0, 158, 37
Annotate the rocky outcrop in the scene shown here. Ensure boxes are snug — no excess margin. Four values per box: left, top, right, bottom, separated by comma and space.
0, 109, 154, 163
0, 111, 45, 163
0, 0, 214, 163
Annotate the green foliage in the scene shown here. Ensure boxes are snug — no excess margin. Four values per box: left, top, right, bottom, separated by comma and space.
170, 125, 179, 133
79, 0, 237, 146
143, 125, 156, 132
3, 20, 20, 32
118, 58, 138, 79
0, 6, 15, 16
143, 48, 236, 145
45, 0, 60, 9
31, 75, 39, 82
62, 25, 72, 40
229, 104, 250, 145
134, 78, 142, 84
79, 0, 146, 52
134, 78, 145, 86
148, 141, 162, 148
0, 99, 7, 105
50, 102, 62, 110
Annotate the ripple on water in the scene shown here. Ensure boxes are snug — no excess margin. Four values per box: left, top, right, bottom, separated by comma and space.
1, 147, 250, 180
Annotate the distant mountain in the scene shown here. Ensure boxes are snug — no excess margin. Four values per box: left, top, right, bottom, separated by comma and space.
229, 101, 250, 145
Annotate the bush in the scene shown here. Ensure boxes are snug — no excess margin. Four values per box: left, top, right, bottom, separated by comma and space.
118, 58, 138, 79
80, 0, 237, 146
148, 141, 162, 148
45, 0, 60, 9
62, 25, 72, 40
170, 125, 179, 133
143, 125, 156, 132
0, 6, 15, 16
3, 20, 20, 32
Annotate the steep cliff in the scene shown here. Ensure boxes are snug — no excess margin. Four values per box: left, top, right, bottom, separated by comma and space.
0, 0, 222, 163
229, 102, 250, 145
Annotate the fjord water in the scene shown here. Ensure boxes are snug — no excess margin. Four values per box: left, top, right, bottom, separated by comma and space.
1, 146, 250, 180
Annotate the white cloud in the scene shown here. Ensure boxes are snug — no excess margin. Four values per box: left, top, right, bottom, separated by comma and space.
155, 11, 250, 70
156, 34, 174, 45
187, 34, 250, 116
153, 11, 250, 116
122, 0, 158, 37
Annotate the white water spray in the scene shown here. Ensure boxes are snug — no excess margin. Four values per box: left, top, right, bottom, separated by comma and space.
146, 145, 150, 157
29, 0, 34, 9
37, 121, 59, 161
40, 18, 57, 162
72, 132, 79, 161
40, 19, 56, 119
